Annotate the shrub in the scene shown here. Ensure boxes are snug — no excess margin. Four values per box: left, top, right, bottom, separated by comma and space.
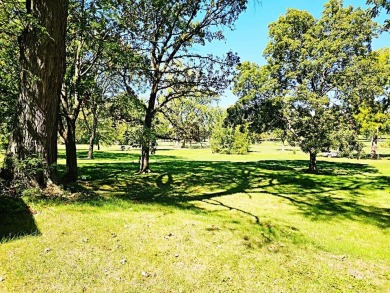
211, 123, 250, 155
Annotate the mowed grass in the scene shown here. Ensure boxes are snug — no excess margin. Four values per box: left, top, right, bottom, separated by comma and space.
0, 141, 389, 292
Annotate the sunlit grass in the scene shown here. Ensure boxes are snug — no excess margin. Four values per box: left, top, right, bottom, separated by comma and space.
1, 141, 389, 292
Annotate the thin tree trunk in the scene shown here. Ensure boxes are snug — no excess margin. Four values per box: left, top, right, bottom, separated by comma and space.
88, 110, 98, 159
3, 0, 68, 187
60, 118, 78, 183
371, 133, 378, 159
309, 152, 317, 171
140, 111, 153, 173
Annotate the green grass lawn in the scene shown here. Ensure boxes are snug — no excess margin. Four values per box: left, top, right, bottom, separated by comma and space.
1, 142, 389, 292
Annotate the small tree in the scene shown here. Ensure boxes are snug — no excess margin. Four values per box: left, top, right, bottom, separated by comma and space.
211, 112, 250, 155
232, 125, 250, 155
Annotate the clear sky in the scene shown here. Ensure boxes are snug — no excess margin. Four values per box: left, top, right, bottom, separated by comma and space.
210, 0, 390, 107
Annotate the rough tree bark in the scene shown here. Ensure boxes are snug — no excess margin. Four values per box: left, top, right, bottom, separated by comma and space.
3, 0, 68, 187
139, 92, 156, 173
139, 112, 153, 173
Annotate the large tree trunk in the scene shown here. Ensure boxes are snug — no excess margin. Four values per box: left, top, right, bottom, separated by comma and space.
309, 152, 317, 171
139, 90, 158, 173
59, 117, 78, 183
3, 0, 68, 187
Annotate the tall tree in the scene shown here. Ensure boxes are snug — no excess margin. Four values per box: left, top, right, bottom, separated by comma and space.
117, 0, 247, 173
59, 0, 129, 182
59, 0, 108, 182
2, 0, 68, 187
264, 0, 378, 170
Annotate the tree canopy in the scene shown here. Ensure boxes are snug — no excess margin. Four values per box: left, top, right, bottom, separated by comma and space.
229, 0, 386, 170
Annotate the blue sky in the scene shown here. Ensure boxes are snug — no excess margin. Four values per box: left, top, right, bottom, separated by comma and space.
210, 0, 390, 107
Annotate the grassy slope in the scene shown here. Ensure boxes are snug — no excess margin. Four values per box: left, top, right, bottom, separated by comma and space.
0, 142, 389, 292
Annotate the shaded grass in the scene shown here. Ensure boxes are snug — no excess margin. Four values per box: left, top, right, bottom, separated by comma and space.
0, 197, 40, 241
70, 156, 389, 229
1, 144, 390, 292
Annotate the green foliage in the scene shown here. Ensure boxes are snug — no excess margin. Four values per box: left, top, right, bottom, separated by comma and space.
382, 138, 390, 148
115, 0, 249, 169
232, 125, 250, 155
211, 113, 250, 154
2, 154, 49, 190
331, 127, 364, 158
367, 0, 390, 29
354, 107, 390, 138
0, 2, 22, 149
76, 109, 119, 146
263, 0, 381, 168
228, 62, 287, 136
160, 95, 219, 143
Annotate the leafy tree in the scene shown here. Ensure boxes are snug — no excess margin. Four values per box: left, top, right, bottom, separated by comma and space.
116, 0, 248, 172
227, 62, 287, 148
109, 92, 146, 147
232, 124, 250, 154
2, 0, 68, 187
160, 95, 218, 147
377, 47, 390, 112
59, 0, 123, 182
211, 111, 250, 154
264, 0, 379, 170
351, 48, 390, 158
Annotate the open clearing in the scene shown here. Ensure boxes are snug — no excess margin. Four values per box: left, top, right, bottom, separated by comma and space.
1, 141, 389, 292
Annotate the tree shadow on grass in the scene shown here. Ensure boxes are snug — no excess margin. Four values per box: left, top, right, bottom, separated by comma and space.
74, 157, 390, 229
0, 196, 40, 242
